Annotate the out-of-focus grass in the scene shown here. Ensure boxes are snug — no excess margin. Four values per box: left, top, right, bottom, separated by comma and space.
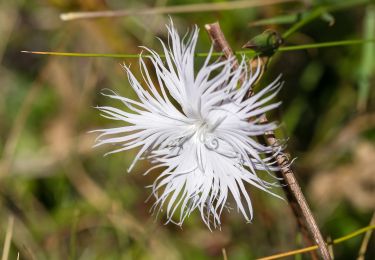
358, 4, 375, 112
0, 0, 374, 259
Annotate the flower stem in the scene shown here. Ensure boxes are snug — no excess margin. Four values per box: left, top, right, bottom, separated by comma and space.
205, 21, 331, 260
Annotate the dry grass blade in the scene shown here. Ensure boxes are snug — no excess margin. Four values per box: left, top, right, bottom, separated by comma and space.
64, 160, 146, 239
222, 248, 228, 260
0, 1, 19, 63
61, 0, 297, 21
0, 79, 43, 179
357, 212, 375, 260
258, 225, 375, 260
1, 216, 14, 260
0, 31, 73, 179
63, 159, 180, 259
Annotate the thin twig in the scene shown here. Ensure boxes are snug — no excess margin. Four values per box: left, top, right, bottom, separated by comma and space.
357, 212, 375, 260
60, 0, 296, 21
205, 21, 331, 260
204, 23, 238, 67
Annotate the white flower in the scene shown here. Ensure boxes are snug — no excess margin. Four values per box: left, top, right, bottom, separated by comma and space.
94, 22, 283, 228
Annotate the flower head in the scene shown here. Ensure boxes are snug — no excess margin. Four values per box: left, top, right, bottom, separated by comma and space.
94, 22, 283, 228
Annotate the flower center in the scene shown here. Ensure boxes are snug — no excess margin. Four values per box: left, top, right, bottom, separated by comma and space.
193, 120, 219, 150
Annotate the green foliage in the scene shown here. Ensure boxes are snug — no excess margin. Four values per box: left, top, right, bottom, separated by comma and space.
0, 0, 374, 259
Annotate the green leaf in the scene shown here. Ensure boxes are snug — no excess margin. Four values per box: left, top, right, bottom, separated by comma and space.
282, 0, 370, 39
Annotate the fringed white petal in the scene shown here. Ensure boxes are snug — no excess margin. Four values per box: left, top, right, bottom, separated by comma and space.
94, 21, 284, 229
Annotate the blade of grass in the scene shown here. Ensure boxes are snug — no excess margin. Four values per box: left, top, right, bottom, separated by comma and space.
257, 225, 375, 260
20, 50, 233, 58
222, 248, 228, 260
357, 212, 375, 260
277, 39, 375, 51
249, 13, 305, 27
357, 4, 375, 112
60, 0, 296, 21
68, 210, 79, 260
1, 216, 14, 260
282, 6, 326, 39
20, 50, 142, 58
22, 38, 375, 59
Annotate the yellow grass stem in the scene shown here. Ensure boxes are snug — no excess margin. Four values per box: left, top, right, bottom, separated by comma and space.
257, 225, 375, 260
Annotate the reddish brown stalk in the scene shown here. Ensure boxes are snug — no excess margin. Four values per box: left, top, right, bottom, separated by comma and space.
205, 22, 331, 260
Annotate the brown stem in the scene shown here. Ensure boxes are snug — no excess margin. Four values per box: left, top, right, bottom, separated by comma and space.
204, 23, 237, 66
205, 21, 331, 260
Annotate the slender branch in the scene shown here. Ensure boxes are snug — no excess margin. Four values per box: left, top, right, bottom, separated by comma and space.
262, 129, 325, 259
205, 21, 331, 260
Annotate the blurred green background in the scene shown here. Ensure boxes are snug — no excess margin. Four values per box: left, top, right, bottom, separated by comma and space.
0, 0, 374, 259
